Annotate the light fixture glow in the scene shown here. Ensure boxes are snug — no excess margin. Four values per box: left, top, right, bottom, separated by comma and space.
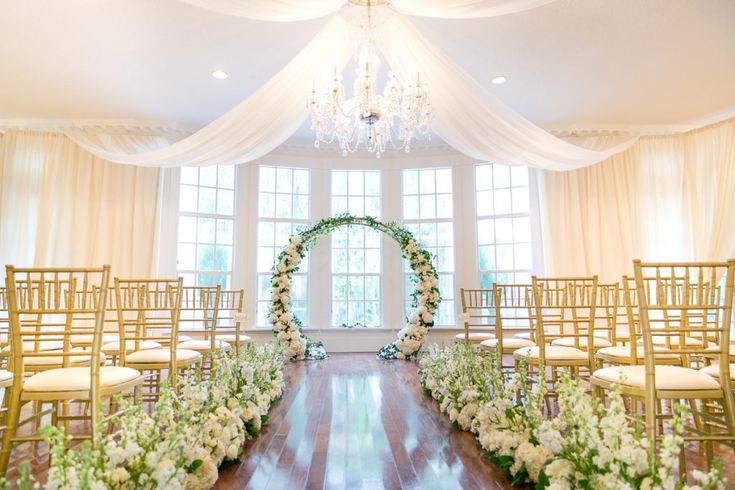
211, 70, 228, 80
491, 76, 507, 84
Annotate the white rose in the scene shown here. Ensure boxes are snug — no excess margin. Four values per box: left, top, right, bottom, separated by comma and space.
290, 236, 303, 246
421, 312, 433, 323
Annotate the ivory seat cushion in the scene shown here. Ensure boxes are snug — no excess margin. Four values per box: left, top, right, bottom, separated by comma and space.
126, 348, 201, 364
218, 334, 252, 344
177, 340, 232, 351
700, 363, 735, 378
480, 338, 535, 350
514, 332, 533, 340
595, 329, 630, 340
23, 366, 142, 393
592, 365, 721, 391
0, 369, 13, 387
552, 337, 612, 349
101, 340, 161, 355
596, 345, 679, 360
177, 335, 193, 342
513, 345, 587, 361
71, 334, 119, 346
454, 332, 496, 342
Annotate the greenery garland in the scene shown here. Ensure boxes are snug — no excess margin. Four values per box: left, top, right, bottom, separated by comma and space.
268, 214, 442, 360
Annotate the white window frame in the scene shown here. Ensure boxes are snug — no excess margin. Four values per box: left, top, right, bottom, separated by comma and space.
330, 170, 383, 328
401, 167, 457, 326
176, 165, 236, 289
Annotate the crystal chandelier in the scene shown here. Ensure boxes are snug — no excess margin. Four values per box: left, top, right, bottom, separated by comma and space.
308, 0, 432, 158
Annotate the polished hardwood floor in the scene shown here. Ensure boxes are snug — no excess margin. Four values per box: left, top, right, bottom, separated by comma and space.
216, 353, 513, 490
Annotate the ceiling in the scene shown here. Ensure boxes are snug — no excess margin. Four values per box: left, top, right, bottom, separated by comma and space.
1, 0, 734, 139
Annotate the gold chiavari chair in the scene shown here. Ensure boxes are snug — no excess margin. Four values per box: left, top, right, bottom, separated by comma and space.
457, 288, 496, 345
0, 266, 144, 474
551, 282, 615, 351
176, 286, 231, 367
591, 261, 735, 467
0, 288, 13, 383
514, 277, 598, 384
595, 276, 680, 367
114, 279, 200, 400
213, 290, 250, 354
476, 285, 536, 367
71, 287, 123, 351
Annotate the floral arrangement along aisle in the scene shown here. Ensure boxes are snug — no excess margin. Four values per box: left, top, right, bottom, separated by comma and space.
3, 343, 285, 490
418, 344, 726, 490
268, 214, 441, 360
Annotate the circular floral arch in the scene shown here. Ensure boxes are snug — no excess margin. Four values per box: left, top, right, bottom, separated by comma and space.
269, 214, 441, 360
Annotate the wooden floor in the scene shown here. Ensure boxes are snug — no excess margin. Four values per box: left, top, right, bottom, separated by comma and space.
216, 353, 513, 490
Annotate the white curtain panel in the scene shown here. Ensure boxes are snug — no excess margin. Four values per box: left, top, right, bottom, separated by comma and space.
0, 131, 162, 277
382, 15, 638, 170
538, 119, 735, 282
177, 0, 556, 21
66, 15, 356, 168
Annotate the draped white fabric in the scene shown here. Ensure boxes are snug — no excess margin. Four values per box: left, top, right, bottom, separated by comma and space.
0, 131, 163, 277
382, 15, 638, 170
539, 119, 735, 282
177, 0, 556, 21
391, 0, 557, 19
66, 8, 637, 171
66, 16, 355, 168
177, 0, 344, 22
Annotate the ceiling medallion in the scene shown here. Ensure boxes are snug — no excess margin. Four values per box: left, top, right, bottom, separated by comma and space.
308, 0, 431, 158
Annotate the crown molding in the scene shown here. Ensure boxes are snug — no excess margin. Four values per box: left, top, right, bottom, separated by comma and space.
0, 118, 197, 137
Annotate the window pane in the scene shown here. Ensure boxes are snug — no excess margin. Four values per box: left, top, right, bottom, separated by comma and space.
512, 186, 530, 214
179, 185, 198, 213
419, 194, 436, 219
476, 190, 493, 216
258, 221, 274, 246
275, 193, 292, 218
475, 165, 492, 190
436, 194, 452, 219
510, 165, 528, 187
348, 172, 364, 194
293, 169, 309, 194
199, 166, 217, 187
403, 195, 419, 219
403, 170, 418, 194
419, 169, 435, 194
216, 219, 233, 245
276, 168, 293, 193
181, 167, 198, 185
477, 219, 494, 245
513, 217, 531, 242
332, 171, 347, 195
259, 167, 276, 193
177, 243, 195, 271
365, 172, 380, 196
293, 195, 309, 219
259, 193, 275, 218
217, 189, 234, 215
493, 188, 512, 215
217, 166, 235, 189
198, 187, 216, 214
197, 218, 215, 244
493, 164, 511, 188
435, 168, 452, 194
178, 216, 196, 243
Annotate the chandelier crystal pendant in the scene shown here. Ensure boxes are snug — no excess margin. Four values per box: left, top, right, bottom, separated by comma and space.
308, 2, 432, 158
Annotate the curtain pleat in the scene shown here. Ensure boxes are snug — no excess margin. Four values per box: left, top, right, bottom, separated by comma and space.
0, 131, 162, 277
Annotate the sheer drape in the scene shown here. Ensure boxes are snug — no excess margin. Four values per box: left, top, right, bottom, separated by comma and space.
539, 119, 735, 282
177, 0, 556, 21
64, 6, 638, 170
0, 131, 163, 277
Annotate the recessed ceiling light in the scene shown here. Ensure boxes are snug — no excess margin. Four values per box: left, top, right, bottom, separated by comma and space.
491, 76, 507, 84
212, 70, 228, 80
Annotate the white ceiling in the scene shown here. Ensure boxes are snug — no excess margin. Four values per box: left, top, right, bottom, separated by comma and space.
1, 0, 734, 137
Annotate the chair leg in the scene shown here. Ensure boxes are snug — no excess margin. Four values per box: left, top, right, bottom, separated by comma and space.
0, 386, 21, 475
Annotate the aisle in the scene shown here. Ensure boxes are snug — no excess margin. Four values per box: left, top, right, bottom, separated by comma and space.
215, 353, 513, 490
